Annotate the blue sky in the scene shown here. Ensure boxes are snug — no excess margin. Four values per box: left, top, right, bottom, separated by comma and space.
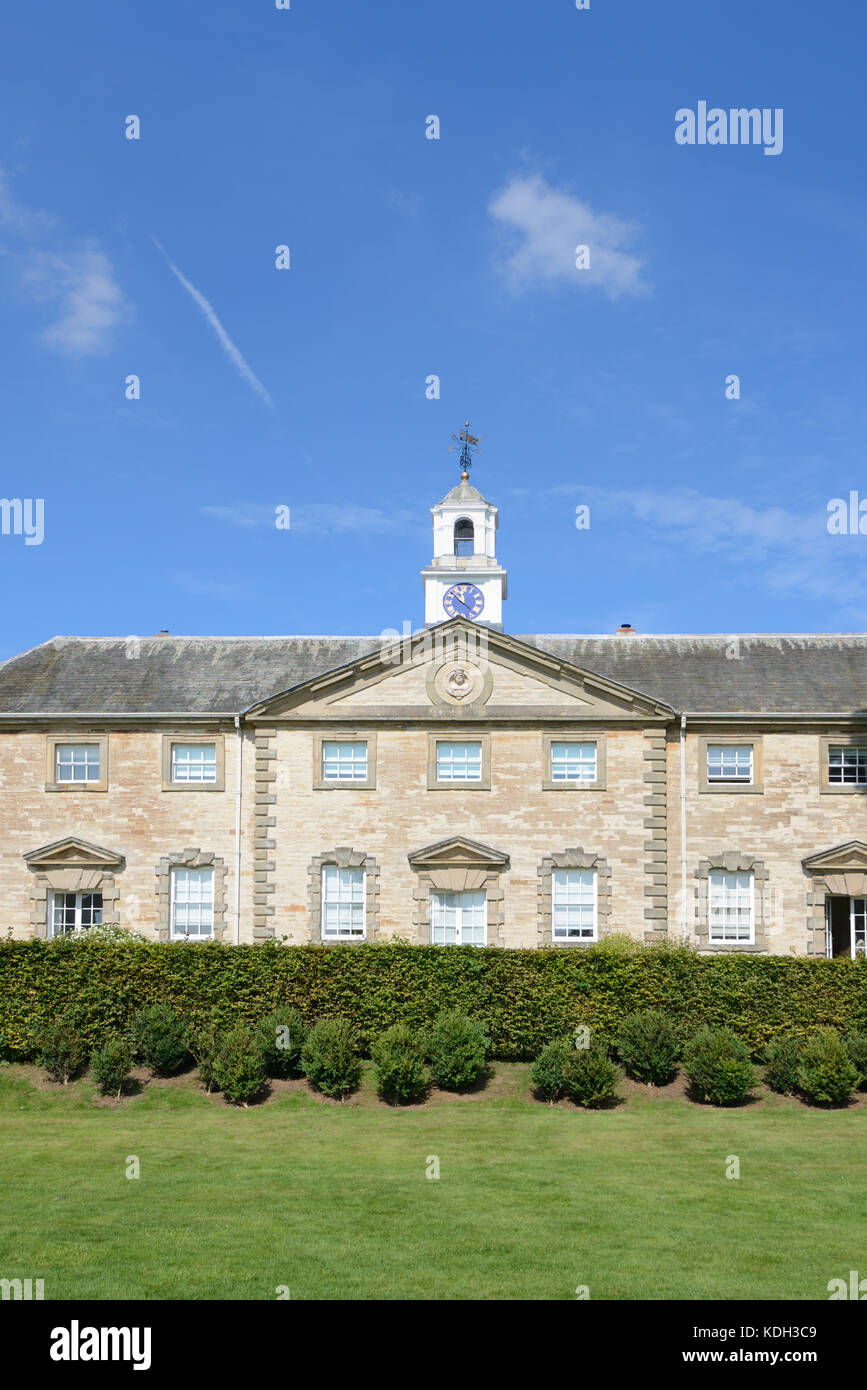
1, 0, 866, 658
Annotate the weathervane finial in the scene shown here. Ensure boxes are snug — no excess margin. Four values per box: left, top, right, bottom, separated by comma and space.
448, 420, 482, 480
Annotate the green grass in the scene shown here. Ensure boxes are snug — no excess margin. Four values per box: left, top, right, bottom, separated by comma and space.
1, 1062, 864, 1300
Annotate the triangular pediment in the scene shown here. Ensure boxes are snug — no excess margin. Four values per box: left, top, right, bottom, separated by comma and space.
408, 835, 509, 871
23, 836, 125, 871
245, 619, 674, 723
803, 841, 867, 874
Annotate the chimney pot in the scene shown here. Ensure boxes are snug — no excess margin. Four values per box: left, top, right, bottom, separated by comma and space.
616, 623, 636, 635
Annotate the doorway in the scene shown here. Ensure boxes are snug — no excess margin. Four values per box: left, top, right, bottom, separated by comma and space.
825, 896, 867, 958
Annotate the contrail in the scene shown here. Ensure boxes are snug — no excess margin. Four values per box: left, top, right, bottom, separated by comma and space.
150, 236, 273, 408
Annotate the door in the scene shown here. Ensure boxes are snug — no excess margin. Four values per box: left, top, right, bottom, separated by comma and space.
851, 897, 867, 958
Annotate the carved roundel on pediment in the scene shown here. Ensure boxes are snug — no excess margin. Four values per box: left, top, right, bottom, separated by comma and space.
431, 660, 490, 706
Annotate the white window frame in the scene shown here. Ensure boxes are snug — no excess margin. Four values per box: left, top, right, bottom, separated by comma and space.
321, 741, 369, 783
429, 889, 487, 947
171, 742, 218, 784
170, 866, 215, 940
435, 741, 483, 783
321, 865, 366, 940
550, 741, 598, 783
55, 743, 101, 784
707, 870, 755, 945
706, 744, 753, 784
551, 869, 598, 942
828, 744, 867, 786
48, 890, 104, 937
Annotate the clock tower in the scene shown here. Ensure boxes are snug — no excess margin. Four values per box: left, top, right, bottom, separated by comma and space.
421, 428, 507, 630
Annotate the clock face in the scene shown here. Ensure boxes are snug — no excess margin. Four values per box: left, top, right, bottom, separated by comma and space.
443, 583, 485, 620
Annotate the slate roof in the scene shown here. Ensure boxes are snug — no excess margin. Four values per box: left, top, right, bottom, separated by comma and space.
0, 632, 865, 716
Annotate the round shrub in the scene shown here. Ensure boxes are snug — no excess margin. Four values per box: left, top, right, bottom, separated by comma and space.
762, 1037, 802, 1095
844, 1031, 867, 1089
682, 1027, 756, 1106
301, 1018, 361, 1100
617, 1009, 681, 1085
37, 1017, 87, 1084
371, 1023, 428, 1104
563, 1044, 622, 1108
212, 1025, 267, 1106
255, 1008, 308, 1078
531, 1038, 575, 1102
90, 1038, 136, 1099
425, 1010, 490, 1092
132, 1002, 190, 1076
798, 1028, 858, 1107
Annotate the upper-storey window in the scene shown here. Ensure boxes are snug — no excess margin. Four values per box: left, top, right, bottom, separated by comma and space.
322, 741, 368, 783
706, 744, 753, 784
55, 743, 101, 784
828, 745, 867, 785
453, 517, 474, 556
435, 741, 482, 782
550, 742, 597, 783
171, 742, 217, 783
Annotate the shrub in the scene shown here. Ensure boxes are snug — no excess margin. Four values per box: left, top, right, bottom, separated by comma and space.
844, 1031, 867, 1089
189, 1018, 221, 1093
131, 1002, 190, 1076
212, 1026, 267, 1106
682, 1027, 756, 1106
37, 1017, 87, 1084
255, 1008, 308, 1078
798, 1028, 859, 1107
425, 1010, 489, 1091
563, 1044, 622, 1108
90, 1038, 136, 1099
301, 1019, 361, 1100
762, 1036, 802, 1095
617, 1009, 681, 1085
371, 1023, 428, 1104
531, 1038, 575, 1102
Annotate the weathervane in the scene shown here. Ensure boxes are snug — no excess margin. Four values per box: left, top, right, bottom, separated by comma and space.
449, 421, 482, 479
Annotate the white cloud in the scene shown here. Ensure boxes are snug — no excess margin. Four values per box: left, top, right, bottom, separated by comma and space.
203, 501, 419, 535
151, 238, 273, 408
489, 174, 648, 298
22, 245, 127, 355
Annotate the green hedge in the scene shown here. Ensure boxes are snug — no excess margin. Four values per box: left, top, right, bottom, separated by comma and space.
1, 936, 866, 1061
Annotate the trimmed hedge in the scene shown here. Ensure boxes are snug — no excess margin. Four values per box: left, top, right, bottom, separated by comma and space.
1, 936, 867, 1062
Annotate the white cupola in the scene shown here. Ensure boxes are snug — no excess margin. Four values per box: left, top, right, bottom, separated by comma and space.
421, 461, 508, 630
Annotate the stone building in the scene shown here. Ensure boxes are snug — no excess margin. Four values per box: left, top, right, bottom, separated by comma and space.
1, 470, 866, 957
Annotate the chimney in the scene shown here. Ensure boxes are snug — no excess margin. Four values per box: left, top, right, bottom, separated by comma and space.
154, 629, 171, 636
616, 623, 636, 636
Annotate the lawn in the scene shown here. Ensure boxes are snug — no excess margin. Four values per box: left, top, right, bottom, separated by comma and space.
1, 1062, 864, 1300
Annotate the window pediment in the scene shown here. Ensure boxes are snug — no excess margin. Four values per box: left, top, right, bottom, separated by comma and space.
408, 836, 509, 873
803, 841, 867, 875
23, 836, 125, 872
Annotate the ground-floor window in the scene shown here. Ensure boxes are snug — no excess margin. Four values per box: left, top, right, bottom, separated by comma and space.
708, 870, 754, 943
430, 889, 486, 946
321, 865, 366, 939
551, 869, 597, 941
170, 866, 215, 939
49, 891, 103, 937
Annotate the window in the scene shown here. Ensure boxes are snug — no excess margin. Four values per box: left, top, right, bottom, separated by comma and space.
322, 741, 368, 783
454, 517, 474, 556
550, 742, 597, 783
828, 745, 867, 785
55, 744, 101, 783
49, 891, 103, 937
706, 744, 753, 783
321, 866, 365, 939
708, 870, 755, 944
435, 741, 482, 782
551, 869, 598, 941
170, 867, 215, 938
430, 890, 486, 946
171, 742, 217, 784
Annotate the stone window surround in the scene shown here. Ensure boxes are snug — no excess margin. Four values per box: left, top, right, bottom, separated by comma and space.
409, 853, 507, 948
698, 734, 764, 795
426, 732, 491, 790
155, 847, 228, 942
819, 734, 867, 794
308, 847, 381, 943
541, 731, 607, 791
26, 841, 124, 939
312, 731, 377, 791
803, 843, 867, 956
160, 733, 225, 792
45, 733, 109, 793
537, 849, 611, 947
694, 853, 769, 953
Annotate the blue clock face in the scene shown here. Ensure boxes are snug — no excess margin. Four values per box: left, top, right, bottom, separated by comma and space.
443, 583, 485, 620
